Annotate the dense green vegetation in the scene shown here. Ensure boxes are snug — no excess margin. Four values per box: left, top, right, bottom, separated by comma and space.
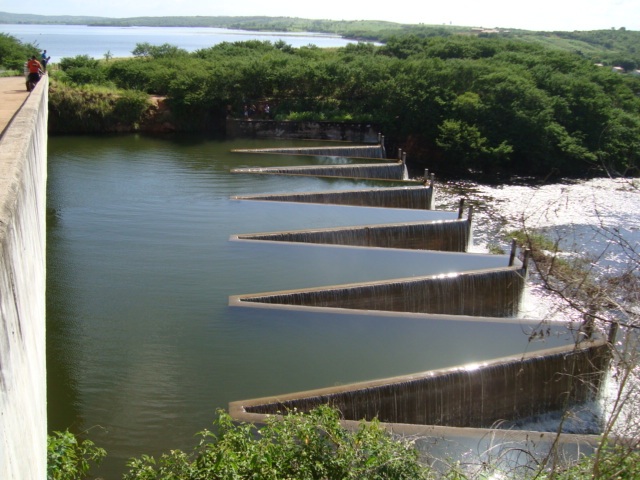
47, 430, 106, 480
46, 33, 640, 178
0, 32, 39, 72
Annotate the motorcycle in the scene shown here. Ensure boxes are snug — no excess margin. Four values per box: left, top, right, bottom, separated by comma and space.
26, 72, 41, 92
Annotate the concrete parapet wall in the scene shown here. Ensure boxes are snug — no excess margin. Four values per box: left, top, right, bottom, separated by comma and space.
0, 78, 48, 479
226, 119, 380, 142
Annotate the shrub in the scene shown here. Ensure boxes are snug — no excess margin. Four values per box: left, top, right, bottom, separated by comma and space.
113, 90, 151, 125
58, 55, 100, 72
123, 405, 430, 479
47, 430, 106, 480
64, 66, 108, 86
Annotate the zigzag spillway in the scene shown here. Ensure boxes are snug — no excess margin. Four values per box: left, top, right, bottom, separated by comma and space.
227, 141, 608, 439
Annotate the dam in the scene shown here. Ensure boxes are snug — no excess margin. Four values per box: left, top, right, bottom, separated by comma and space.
1, 81, 612, 477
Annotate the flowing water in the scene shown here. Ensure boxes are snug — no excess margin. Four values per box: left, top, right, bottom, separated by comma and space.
435, 177, 640, 437
46, 133, 639, 477
235, 218, 470, 251
436, 177, 640, 275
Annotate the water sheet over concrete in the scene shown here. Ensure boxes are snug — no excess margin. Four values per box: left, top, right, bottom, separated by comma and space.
230, 339, 608, 429
233, 217, 471, 252
231, 162, 409, 180
231, 265, 527, 318
233, 184, 435, 209
232, 144, 386, 159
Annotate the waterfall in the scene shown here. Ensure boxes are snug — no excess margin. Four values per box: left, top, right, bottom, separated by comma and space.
238, 267, 527, 318
241, 341, 610, 430
233, 185, 434, 210
236, 219, 471, 252
231, 163, 407, 180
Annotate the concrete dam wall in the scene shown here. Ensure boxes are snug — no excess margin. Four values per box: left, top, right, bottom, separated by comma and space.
0, 78, 48, 479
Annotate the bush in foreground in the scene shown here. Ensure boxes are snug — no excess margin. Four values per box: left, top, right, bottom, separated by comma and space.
122, 405, 429, 480
47, 430, 106, 480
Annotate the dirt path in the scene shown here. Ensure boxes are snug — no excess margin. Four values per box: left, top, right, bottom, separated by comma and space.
0, 76, 29, 137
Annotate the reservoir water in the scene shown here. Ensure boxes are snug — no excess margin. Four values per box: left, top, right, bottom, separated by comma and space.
46, 134, 605, 477
0, 24, 358, 63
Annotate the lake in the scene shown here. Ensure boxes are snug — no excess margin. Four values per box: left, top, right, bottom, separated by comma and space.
0, 23, 358, 63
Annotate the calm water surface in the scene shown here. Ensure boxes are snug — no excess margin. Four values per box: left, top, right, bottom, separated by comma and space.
0, 24, 357, 63
47, 134, 586, 478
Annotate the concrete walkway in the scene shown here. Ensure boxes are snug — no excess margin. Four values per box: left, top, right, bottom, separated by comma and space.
0, 76, 29, 138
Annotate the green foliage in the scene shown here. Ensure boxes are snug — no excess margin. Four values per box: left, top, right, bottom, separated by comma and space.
0, 32, 39, 70
113, 90, 152, 125
55, 55, 109, 86
47, 430, 106, 480
58, 55, 100, 72
132, 42, 188, 58
48, 82, 151, 133
123, 405, 429, 480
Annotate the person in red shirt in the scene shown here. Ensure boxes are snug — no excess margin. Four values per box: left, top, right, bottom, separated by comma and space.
26, 56, 43, 90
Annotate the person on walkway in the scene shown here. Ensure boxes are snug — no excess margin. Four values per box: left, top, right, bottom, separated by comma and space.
41, 50, 50, 71
26, 56, 43, 91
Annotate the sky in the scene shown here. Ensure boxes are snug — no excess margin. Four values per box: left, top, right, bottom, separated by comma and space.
0, 0, 639, 32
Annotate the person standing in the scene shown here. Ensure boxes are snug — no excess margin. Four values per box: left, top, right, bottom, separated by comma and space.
26, 55, 43, 91
41, 49, 50, 71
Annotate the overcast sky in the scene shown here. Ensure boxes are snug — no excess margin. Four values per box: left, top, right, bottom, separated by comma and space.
1, 0, 638, 32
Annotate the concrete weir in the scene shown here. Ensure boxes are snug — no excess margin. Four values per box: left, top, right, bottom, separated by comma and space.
233, 184, 435, 210
231, 144, 386, 159
232, 217, 471, 252
230, 265, 526, 317
230, 339, 609, 472
230, 339, 609, 429
231, 162, 408, 180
